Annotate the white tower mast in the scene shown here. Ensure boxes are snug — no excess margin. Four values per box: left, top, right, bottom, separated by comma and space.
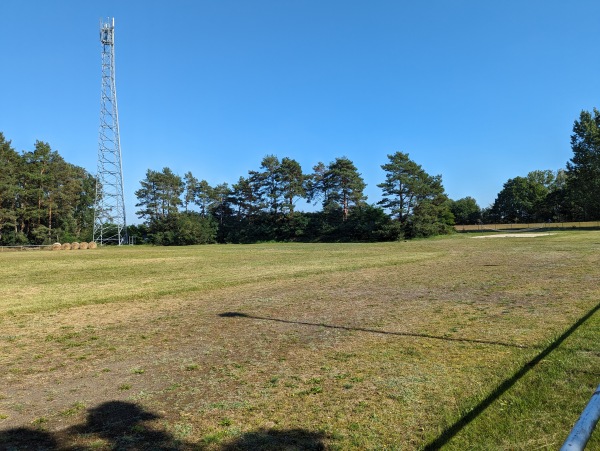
93, 18, 127, 245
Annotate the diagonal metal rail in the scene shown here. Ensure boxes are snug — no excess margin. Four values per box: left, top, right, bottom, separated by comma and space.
561, 384, 600, 450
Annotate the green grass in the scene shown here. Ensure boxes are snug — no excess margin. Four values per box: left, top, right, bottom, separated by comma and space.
0, 232, 599, 449
0, 242, 440, 316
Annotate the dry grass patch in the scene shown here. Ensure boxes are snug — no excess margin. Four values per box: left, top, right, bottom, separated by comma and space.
0, 233, 599, 449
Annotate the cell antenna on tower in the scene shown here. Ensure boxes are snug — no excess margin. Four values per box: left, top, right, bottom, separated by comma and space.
94, 17, 127, 245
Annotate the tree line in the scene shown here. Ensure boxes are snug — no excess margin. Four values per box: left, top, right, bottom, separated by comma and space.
0, 133, 95, 245
2, 107, 600, 245
130, 152, 454, 244
449, 109, 600, 225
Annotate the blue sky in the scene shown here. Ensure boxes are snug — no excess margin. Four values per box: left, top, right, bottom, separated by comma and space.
2, 1, 600, 222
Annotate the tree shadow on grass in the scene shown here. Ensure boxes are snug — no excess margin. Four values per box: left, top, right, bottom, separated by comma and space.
218, 311, 532, 349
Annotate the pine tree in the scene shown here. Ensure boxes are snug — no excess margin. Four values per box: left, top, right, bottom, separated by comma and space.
378, 151, 452, 237
325, 157, 367, 220
565, 108, 600, 219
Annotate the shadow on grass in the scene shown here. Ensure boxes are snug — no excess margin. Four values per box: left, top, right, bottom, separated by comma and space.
220, 305, 600, 447
218, 311, 532, 349
221, 428, 326, 450
0, 400, 327, 450
422, 299, 600, 449
0, 401, 177, 450
0, 427, 59, 450
68, 400, 174, 449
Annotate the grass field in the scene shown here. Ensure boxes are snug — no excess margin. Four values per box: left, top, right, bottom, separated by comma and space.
1, 232, 599, 450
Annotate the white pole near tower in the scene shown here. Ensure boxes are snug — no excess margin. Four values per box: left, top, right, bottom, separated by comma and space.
94, 17, 127, 245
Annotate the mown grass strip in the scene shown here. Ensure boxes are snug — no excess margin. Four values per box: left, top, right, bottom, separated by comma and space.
0, 243, 442, 316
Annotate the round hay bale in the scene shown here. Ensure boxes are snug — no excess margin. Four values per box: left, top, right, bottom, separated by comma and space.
71, 242, 80, 250
61, 243, 72, 250
52, 243, 61, 251
79, 241, 89, 250
88, 241, 97, 249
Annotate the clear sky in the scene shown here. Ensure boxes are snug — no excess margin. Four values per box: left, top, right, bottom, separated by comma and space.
2, 1, 600, 222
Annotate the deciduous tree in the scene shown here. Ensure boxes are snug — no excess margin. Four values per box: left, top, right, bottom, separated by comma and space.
450, 197, 481, 225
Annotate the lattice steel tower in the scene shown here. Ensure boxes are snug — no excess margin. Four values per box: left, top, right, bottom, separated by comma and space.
94, 17, 127, 245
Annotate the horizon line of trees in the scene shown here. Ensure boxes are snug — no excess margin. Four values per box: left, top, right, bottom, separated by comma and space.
0, 133, 95, 245
131, 152, 454, 244
3, 107, 600, 245
449, 108, 600, 225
